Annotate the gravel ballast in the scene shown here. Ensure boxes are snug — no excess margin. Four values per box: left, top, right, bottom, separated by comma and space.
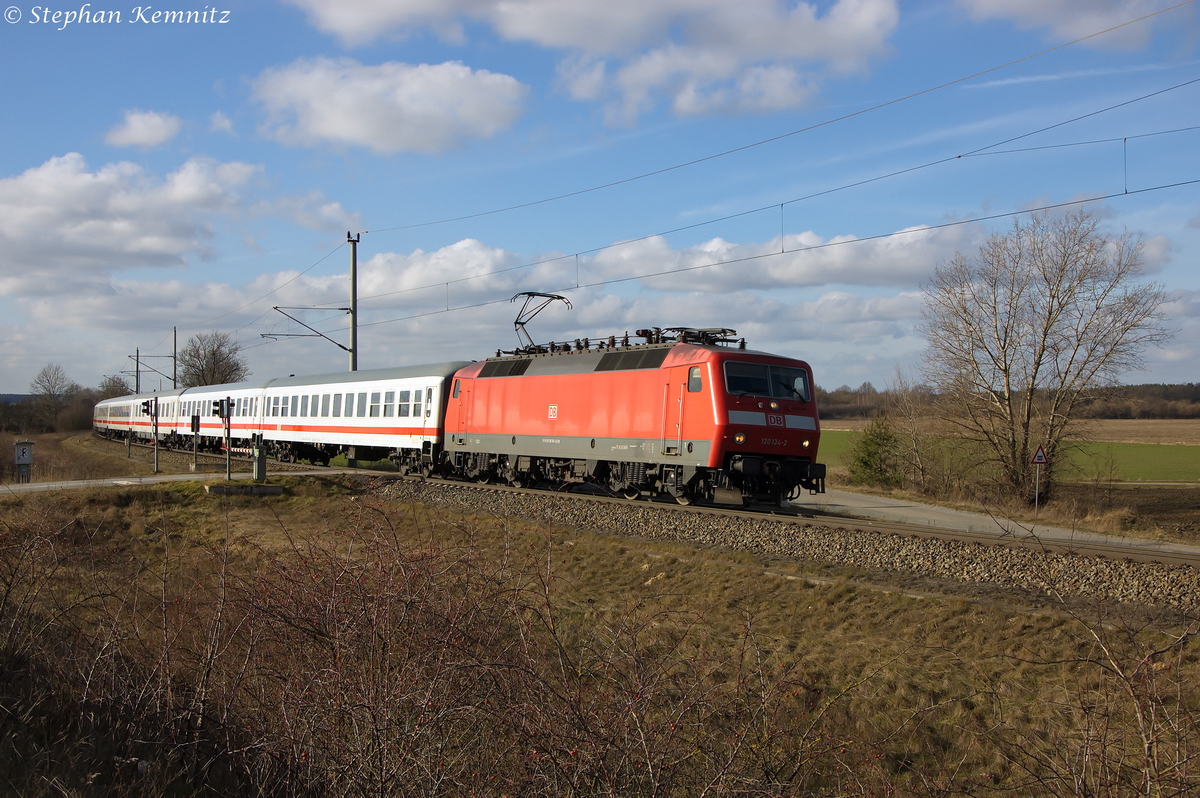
375, 478, 1200, 615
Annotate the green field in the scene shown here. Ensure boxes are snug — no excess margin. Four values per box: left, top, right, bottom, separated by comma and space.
818, 430, 1199, 482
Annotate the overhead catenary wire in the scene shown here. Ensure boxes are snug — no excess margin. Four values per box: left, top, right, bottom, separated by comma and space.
190, 5, 1200, 353
359, 0, 1197, 237
337, 78, 1200, 310
229, 8, 1199, 350
344, 177, 1200, 333
235, 175, 1200, 352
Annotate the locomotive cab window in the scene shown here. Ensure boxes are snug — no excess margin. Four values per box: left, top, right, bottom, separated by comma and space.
724, 361, 811, 402
687, 366, 702, 393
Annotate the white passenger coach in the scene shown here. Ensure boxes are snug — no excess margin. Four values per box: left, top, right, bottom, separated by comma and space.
93, 362, 471, 468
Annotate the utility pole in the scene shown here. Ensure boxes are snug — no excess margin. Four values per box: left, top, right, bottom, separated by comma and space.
348, 231, 359, 372
135, 348, 141, 393
347, 231, 360, 469
172, 326, 177, 389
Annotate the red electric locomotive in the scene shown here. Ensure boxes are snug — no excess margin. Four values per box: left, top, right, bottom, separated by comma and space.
440, 328, 825, 504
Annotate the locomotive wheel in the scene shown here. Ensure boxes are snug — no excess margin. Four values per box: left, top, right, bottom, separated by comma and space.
475, 472, 492, 484
620, 486, 641, 500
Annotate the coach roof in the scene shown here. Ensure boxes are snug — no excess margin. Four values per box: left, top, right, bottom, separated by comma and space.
263, 362, 473, 389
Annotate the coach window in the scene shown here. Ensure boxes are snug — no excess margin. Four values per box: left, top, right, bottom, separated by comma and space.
397, 390, 411, 417
369, 392, 381, 417
357, 392, 368, 417
687, 366, 702, 393
281, 397, 289, 418
300, 395, 308, 417
310, 395, 318, 417
412, 391, 422, 419
332, 394, 342, 417
321, 394, 330, 417
383, 391, 395, 417
269, 397, 277, 417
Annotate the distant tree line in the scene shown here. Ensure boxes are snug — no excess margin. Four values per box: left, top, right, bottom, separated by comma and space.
818, 382, 1200, 420
0, 331, 251, 435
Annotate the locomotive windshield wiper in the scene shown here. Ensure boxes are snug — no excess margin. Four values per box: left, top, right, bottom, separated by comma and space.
776, 381, 802, 398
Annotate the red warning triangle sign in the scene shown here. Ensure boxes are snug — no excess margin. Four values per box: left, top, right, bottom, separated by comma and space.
1031, 445, 1049, 465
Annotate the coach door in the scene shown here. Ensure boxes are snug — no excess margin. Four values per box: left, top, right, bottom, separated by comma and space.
421, 386, 435, 437
453, 379, 470, 433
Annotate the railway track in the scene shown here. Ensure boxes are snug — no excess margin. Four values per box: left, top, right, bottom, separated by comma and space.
82, 434, 1200, 580
400, 476, 1200, 570
377, 476, 1200, 613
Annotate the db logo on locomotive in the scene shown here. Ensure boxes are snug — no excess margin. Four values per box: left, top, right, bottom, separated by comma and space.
766, 414, 784, 427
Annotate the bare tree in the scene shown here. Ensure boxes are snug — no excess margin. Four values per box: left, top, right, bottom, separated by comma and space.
97, 374, 134, 399
177, 331, 250, 388
29, 363, 82, 430
919, 211, 1172, 500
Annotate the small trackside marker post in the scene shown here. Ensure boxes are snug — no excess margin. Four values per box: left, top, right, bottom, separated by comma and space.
1031, 445, 1049, 514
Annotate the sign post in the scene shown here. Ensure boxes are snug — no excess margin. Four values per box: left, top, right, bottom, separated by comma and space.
13, 440, 33, 484
1031, 445, 1049, 514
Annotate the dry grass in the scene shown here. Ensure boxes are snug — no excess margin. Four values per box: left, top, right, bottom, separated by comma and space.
0, 431, 139, 484
0, 481, 1197, 796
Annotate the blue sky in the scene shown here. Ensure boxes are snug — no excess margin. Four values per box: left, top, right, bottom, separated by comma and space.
1, 0, 1198, 394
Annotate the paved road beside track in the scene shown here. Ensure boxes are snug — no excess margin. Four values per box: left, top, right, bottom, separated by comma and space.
792, 488, 1200, 562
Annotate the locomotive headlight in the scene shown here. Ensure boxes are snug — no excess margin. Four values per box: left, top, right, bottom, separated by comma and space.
769, 400, 779, 410
801, 439, 811, 448
734, 433, 746, 444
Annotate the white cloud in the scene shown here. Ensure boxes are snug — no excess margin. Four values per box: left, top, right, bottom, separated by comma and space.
586, 223, 982, 293
259, 191, 362, 233
955, 0, 1180, 49
105, 109, 183, 149
0, 154, 260, 295
15, 226, 1193, 393
285, 0, 899, 121
252, 58, 528, 154
209, 111, 235, 134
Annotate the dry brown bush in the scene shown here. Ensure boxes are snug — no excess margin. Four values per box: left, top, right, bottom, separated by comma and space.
0, 486, 1196, 796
